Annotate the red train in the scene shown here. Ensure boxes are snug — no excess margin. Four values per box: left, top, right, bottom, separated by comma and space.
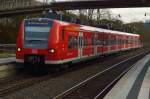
16, 18, 142, 65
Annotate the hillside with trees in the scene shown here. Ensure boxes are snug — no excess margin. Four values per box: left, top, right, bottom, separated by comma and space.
0, 9, 149, 45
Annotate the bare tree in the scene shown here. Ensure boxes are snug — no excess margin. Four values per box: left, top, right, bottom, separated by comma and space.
87, 9, 94, 20
96, 9, 111, 21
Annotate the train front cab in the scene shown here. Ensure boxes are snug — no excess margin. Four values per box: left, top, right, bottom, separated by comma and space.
16, 18, 63, 66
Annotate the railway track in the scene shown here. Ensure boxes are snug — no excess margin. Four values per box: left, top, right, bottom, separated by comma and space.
53, 49, 149, 99
0, 48, 148, 98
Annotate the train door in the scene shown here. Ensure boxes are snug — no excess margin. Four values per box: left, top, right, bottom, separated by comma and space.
96, 33, 103, 55
92, 33, 97, 55
108, 33, 111, 52
78, 32, 83, 58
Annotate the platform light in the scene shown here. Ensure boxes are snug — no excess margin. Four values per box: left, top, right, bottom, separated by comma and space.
17, 48, 21, 52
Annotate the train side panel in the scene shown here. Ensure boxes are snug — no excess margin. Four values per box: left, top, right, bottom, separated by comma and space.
16, 18, 142, 66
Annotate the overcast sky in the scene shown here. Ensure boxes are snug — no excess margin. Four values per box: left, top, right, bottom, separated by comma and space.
110, 8, 150, 23
36, 0, 150, 23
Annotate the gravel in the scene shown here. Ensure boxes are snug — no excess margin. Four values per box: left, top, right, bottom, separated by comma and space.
1, 48, 146, 99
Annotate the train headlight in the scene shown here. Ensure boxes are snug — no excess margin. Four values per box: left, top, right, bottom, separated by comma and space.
49, 49, 55, 53
17, 48, 21, 52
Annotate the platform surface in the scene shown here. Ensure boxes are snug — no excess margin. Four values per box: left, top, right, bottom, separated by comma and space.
0, 57, 15, 65
138, 66, 150, 99
104, 54, 150, 99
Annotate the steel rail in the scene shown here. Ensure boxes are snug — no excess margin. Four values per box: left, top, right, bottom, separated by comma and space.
53, 49, 149, 99
94, 61, 135, 99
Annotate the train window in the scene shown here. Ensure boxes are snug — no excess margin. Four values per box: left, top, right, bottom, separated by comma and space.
103, 39, 107, 45
129, 38, 132, 44
109, 35, 115, 45
118, 39, 120, 45
24, 19, 52, 49
62, 30, 65, 41
126, 40, 128, 44
68, 35, 78, 49
108, 35, 111, 45
83, 38, 88, 47
96, 40, 102, 45
74, 37, 78, 48
110, 39, 115, 45
106, 37, 109, 45
92, 34, 95, 45
120, 39, 124, 44
95, 35, 98, 45
95, 34, 102, 45
68, 36, 72, 49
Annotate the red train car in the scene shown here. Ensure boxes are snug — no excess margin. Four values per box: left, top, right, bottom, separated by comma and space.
16, 18, 142, 65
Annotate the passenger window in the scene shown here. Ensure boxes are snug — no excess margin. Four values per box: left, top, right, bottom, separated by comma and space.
68, 35, 78, 49
62, 30, 64, 41
91, 34, 95, 45
83, 38, 88, 47
95, 34, 102, 45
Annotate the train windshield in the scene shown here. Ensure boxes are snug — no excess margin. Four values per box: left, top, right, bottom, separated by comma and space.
24, 18, 52, 48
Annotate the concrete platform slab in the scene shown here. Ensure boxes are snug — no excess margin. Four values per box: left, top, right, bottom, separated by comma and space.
138, 66, 150, 99
104, 54, 150, 99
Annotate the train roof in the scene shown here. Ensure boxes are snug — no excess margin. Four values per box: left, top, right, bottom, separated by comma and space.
80, 25, 139, 37
55, 19, 139, 37
25, 18, 140, 37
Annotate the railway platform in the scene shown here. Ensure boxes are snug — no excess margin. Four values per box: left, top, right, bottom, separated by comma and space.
0, 57, 15, 65
104, 54, 150, 99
